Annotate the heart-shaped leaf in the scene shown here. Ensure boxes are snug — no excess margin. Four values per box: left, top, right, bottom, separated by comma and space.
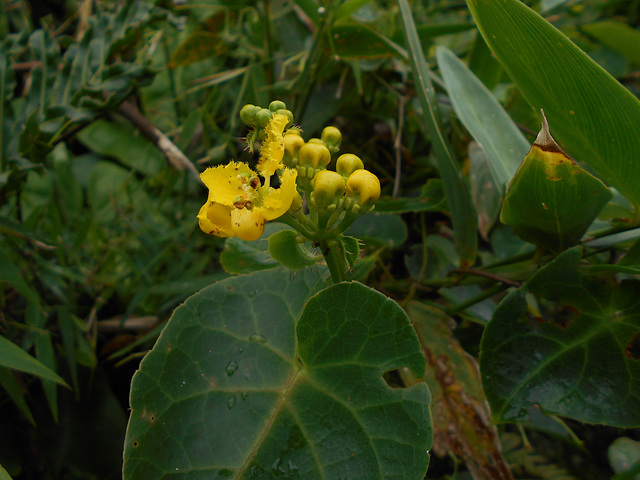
123, 270, 432, 479
481, 247, 640, 427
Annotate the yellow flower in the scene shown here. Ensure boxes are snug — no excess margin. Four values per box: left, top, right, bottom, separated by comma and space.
257, 113, 289, 178
198, 114, 298, 241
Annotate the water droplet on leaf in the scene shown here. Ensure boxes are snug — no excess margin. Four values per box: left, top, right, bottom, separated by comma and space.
249, 334, 266, 343
227, 395, 237, 409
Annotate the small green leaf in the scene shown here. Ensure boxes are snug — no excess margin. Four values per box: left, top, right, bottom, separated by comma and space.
341, 235, 361, 268
500, 112, 612, 251
0, 335, 68, 387
436, 45, 530, 190
466, 0, 640, 210
481, 247, 640, 427
268, 230, 322, 270
123, 271, 432, 479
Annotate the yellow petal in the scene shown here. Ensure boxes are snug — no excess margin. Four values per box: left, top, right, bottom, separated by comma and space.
260, 168, 298, 221
200, 162, 257, 206
197, 202, 233, 237
257, 114, 289, 178
230, 208, 265, 241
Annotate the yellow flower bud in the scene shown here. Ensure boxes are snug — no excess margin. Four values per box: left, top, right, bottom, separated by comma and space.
321, 126, 342, 153
345, 169, 380, 212
311, 170, 346, 209
298, 143, 331, 174
336, 153, 364, 178
283, 132, 305, 168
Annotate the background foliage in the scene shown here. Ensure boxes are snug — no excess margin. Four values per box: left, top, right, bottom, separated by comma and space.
2, 0, 640, 479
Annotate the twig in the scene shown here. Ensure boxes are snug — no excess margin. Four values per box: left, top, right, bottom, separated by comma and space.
116, 101, 201, 182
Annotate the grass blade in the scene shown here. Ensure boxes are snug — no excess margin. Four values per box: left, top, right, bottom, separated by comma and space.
397, 0, 478, 266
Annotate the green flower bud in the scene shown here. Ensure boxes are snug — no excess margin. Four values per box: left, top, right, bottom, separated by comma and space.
336, 153, 364, 178
240, 104, 260, 126
283, 132, 305, 168
275, 108, 294, 128
298, 143, 331, 174
311, 170, 346, 209
256, 108, 273, 128
345, 169, 380, 213
307, 138, 325, 146
269, 100, 287, 112
321, 126, 342, 154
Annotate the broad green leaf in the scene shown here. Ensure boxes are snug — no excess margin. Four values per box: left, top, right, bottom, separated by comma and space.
582, 21, 640, 65
268, 230, 322, 270
123, 270, 432, 479
436, 46, 529, 189
398, 0, 478, 267
481, 247, 640, 427
0, 335, 68, 387
500, 114, 612, 251
466, 0, 640, 210
375, 179, 446, 213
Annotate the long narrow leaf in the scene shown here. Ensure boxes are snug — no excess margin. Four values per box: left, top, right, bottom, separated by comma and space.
0, 335, 68, 387
437, 46, 530, 190
466, 0, 640, 213
0, 367, 35, 426
397, 0, 478, 266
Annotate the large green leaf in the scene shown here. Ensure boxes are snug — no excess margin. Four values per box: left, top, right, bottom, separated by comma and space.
436, 46, 529, 190
123, 270, 432, 479
398, 0, 478, 267
466, 0, 640, 211
481, 247, 640, 427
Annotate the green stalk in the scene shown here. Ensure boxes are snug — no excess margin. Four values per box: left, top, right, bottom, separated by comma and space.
322, 240, 350, 283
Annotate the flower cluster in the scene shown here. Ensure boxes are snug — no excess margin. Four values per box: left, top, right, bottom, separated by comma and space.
197, 100, 381, 248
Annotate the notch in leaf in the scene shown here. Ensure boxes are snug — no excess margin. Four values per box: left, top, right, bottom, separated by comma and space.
500, 110, 612, 252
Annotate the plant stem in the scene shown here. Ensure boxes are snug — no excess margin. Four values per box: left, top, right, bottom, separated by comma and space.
322, 240, 350, 283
